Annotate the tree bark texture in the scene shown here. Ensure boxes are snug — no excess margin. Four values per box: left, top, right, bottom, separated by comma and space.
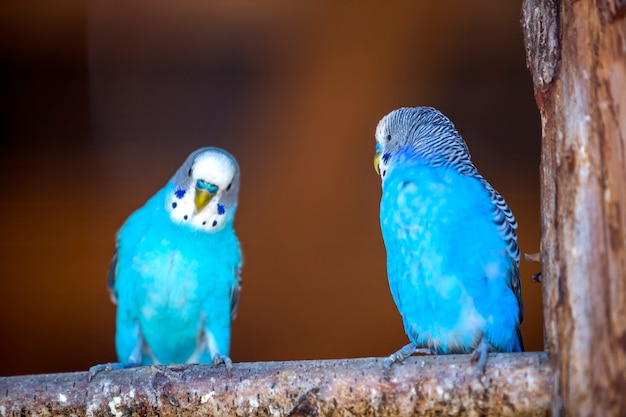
521, 1, 626, 416
0, 354, 550, 417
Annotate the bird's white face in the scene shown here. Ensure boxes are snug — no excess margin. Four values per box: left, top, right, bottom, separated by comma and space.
167, 150, 238, 232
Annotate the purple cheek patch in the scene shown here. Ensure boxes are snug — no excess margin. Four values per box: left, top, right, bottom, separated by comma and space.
217, 203, 225, 215
175, 189, 186, 199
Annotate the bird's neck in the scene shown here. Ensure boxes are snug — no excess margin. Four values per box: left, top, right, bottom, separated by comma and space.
394, 146, 446, 168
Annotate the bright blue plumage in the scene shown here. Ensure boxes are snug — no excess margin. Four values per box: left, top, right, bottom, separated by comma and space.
91, 147, 242, 378
374, 107, 523, 373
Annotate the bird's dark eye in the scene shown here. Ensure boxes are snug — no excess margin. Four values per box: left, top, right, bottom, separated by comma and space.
386, 134, 392, 142
226, 183, 232, 191
196, 179, 218, 195
188, 168, 193, 177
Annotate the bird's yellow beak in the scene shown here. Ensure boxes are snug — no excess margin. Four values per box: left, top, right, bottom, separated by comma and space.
194, 179, 219, 213
194, 188, 212, 213
374, 151, 382, 175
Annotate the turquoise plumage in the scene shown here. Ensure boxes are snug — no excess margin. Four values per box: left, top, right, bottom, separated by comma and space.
374, 107, 523, 374
91, 147, 242, 378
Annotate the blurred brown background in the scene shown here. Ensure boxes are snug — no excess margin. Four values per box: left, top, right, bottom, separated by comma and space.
0, 1, 542, 376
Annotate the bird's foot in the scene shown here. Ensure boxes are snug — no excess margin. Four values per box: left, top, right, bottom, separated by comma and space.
383, 343, 433, 379
470, 337, 495, 375
88, 361, 139, 381
213, 354, 233, 377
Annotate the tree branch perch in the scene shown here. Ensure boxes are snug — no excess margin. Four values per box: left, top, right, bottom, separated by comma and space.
0, 353, 550, 416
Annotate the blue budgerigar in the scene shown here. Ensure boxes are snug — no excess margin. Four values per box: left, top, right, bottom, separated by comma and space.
90, 147, 242, 378
374, 107, 523, 374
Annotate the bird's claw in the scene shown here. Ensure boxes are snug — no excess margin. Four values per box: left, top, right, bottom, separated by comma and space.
88, 363, 111, 381
213, 354, 233, 377
88, 361, 139, 381
470, 337, 495, 375
382, 356, 396, 379
383, 343, 432, 379
88, 362, 119, 381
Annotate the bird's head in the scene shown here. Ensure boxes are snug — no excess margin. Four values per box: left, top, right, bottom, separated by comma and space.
167, 147, 240, 232
374, 107, 472, 180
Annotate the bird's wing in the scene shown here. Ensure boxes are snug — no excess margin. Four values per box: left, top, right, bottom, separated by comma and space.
109, 193, 162, 307
106, 249, 119, 304
476, 174, 524, 325
230, 266, 242, 320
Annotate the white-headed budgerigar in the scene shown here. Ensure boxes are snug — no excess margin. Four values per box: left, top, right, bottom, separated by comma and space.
90, 147, 242, 378
374, 107, 523, 374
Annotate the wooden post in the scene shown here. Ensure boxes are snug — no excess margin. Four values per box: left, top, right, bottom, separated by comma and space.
521, 1, 626, 416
